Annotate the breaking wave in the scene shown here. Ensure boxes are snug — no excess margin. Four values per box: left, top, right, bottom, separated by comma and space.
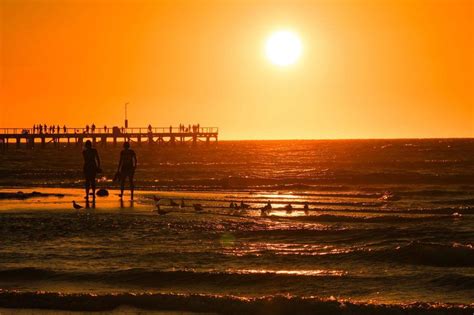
0, 290, 472, 314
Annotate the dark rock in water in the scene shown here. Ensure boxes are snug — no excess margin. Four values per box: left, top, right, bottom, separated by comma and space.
96, 189, 109, 197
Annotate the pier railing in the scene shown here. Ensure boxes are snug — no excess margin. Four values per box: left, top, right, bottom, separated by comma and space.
0, 126, 219, 149
0, 127, 219, 135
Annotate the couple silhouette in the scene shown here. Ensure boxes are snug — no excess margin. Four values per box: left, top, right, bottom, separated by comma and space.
83, 141, 137, 200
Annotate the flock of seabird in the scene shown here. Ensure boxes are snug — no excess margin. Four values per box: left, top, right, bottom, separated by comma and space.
72, 196, 311, 217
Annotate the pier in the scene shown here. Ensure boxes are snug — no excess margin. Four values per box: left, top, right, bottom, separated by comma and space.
0, 126, 218, 150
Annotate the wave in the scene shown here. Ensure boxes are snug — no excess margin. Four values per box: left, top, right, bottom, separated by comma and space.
283, 214, 460, 223
399, 189, 474, 197
214, 241, 474, 268
429, 274, 474, 291
0, 290, 471, 314
296, 207, 474, 215
433, 198, 474, 205
0, 268, 348, 287
390, 242, 474, 267
133, 174, 474, 189
343, 242, 474, 267
1, 243, 472, 287
275, 191, 382, 199
4, 174, 474, 190
236, 227, 394, 239
306, 242, 474, 268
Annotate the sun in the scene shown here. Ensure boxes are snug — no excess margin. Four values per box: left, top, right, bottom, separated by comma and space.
265, 30, 302, 66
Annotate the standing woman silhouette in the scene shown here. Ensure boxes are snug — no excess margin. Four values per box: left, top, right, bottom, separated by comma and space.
83, 140, 101, 200
117, 142, 137, 200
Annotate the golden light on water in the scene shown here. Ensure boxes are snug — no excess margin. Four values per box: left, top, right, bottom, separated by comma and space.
236, 269, 346, 276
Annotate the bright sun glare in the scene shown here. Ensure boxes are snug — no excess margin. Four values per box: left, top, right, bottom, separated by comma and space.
265, 31, 302, 66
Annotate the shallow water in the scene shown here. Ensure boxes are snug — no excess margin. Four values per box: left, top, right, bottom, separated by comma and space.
0, 139, 473, 313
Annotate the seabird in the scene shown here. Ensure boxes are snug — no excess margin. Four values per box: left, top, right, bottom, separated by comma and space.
72, 201, 83, 210
155, 204, 172, 216
262, 201, 272, 211
240, 201, 250, 209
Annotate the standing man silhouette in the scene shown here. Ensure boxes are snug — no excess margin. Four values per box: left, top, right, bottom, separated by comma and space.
117, 142, 137, 200
83, 140, 101, 200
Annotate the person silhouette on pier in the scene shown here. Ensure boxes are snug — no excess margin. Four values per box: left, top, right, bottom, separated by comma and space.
63, 125, 67, 133
91, 123, 96, 133
117, 142, 137, 200
83, 140, 101, 200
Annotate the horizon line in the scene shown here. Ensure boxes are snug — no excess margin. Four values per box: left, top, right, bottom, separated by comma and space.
218, 136, 474, 141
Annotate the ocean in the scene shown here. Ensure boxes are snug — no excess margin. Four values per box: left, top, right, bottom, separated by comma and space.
0, 139, 473, 314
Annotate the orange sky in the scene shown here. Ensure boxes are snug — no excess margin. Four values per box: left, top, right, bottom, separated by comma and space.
1, 0, 473, 139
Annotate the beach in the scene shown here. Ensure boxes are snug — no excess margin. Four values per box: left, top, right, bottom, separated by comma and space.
0, 140, 473, 313
3, 0, 473, 311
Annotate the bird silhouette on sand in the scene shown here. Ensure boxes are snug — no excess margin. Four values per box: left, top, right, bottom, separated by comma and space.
72, 201, 83, 210
155, 204, 172, 216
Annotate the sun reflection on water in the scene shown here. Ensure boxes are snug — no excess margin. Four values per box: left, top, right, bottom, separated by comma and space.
221, 242, 355, 257
234, 269, 346, 276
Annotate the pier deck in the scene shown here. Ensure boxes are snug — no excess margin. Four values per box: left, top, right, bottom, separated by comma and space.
0, 127, 218, 149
